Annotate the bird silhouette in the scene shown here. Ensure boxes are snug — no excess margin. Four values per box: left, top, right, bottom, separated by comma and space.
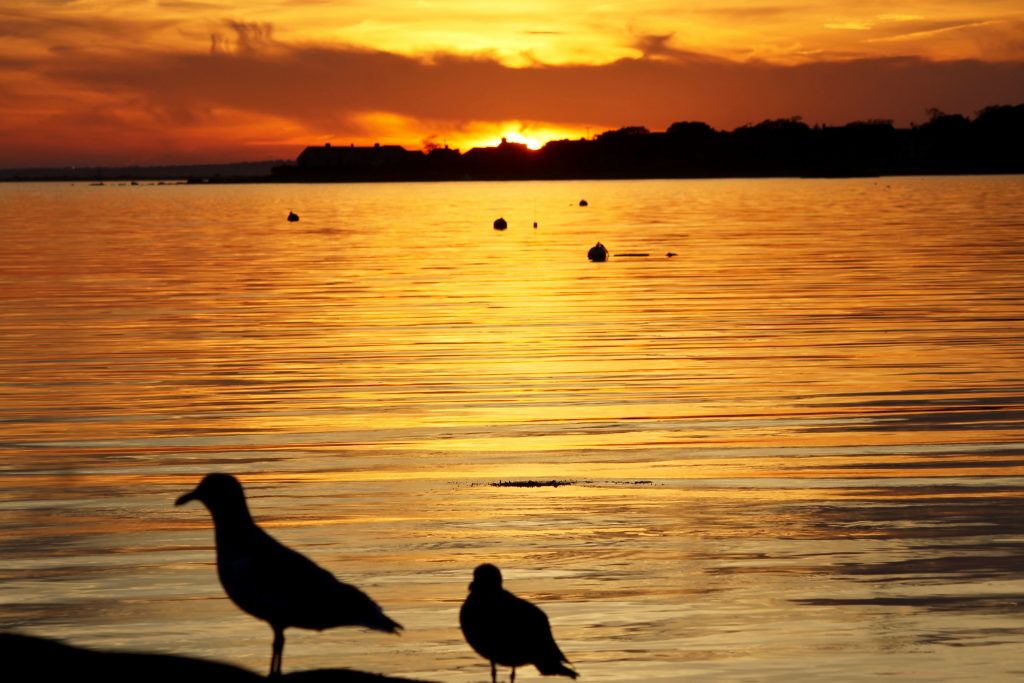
460, 564, 578, 683
175, 473, 402, 677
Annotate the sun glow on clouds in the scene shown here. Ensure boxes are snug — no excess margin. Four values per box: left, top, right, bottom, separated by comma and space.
499, 132, 545, 150
460, 122, 593, 152
342, 113, 590, 153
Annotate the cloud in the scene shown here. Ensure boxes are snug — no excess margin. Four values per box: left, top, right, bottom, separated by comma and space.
211, 20, 276, 54
825, 21, 873, 31
158, 0, 230, 9
695, 4, 803, 21
4, 32, 1024, 165
47, 41, 1024, 123
0, 7, 175, 44
859, 18, 1024, 64
631, 32, 733, 62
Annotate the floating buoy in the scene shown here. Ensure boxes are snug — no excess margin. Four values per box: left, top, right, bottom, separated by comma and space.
587, 242, 609, 262
493, 217, 507, 230
287, 211, 299, 222
579, 199, 588, 207
533, 221, 538, 228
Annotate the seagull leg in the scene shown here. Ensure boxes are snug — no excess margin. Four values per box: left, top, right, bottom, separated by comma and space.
490, 661, 497, 683
511, 667, 516, 683
270, 625, 285, 677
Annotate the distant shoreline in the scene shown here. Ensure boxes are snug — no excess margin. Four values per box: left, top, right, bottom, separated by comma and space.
4, 103, 1022, 183
0, 160, 287, 183
3, 169, 1023, 185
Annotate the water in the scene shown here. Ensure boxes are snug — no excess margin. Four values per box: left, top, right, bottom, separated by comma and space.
1, 177, 1023, 681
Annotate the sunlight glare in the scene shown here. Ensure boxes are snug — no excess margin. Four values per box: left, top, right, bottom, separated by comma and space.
457, 120, 593, 152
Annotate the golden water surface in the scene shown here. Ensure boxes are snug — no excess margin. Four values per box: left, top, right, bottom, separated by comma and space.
1, 177, 1023, 681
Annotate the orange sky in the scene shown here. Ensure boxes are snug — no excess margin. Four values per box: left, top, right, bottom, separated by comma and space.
1, 1, 1023, 167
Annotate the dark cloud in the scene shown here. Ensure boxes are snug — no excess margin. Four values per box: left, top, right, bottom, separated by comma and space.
696, 4, 804, 20
5, 36, 1023, 166
633, 32, 675, 59
227, 20, 274, 52
158, 0, 229, 9
632, 32, 731, 62
42, 41, 1024, 129
210, 20, 277, 54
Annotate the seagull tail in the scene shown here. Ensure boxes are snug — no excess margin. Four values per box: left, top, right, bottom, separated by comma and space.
538, 661, 579, 679
370, 610, 403, 634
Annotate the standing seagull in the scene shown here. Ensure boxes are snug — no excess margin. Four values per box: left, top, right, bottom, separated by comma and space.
175, 473, 402, 677
460, 564, 578, 683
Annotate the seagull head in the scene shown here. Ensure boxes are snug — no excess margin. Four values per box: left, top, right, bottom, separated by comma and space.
176, 473, 249, 518
469, 563, 503, 592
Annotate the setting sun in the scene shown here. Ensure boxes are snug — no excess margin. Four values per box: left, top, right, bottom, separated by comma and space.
498, 132, 544, 151
456, 122, 593, 153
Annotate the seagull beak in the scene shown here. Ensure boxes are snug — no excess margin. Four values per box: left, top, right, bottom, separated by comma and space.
175, 489, 197, 506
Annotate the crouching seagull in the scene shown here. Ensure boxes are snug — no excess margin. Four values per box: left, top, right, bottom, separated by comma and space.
176, 473, 403, 677
460, 564, 578, 683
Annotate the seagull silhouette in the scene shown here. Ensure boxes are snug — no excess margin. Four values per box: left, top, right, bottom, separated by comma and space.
460, 564, 578, 683
175, 473, 402, 677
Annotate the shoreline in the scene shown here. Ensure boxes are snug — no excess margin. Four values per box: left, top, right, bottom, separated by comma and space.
3, 167, 1024, 184
2, 632, 438, 683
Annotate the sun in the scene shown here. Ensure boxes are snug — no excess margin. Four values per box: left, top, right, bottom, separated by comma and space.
500, 131, 544, 150
451, 121, 594, 152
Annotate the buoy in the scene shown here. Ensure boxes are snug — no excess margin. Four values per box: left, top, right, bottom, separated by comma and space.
587, 242, 609, 262
533, 221, 538, 228
493, 217, 508, 230
287, 211, 299, 222
579, 199, 588, 207
667, 252, 678, 257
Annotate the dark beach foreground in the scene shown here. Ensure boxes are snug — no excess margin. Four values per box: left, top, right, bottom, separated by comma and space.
1, 633, 437, 683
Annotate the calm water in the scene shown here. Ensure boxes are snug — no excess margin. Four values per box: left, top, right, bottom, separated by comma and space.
1, 177, 1023, 681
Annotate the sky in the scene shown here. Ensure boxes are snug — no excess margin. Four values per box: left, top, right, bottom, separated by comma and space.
1, 0, 1023, 167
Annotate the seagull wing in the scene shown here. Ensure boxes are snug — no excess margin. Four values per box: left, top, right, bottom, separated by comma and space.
501, 591, 577, 677
217, 526, 399, 632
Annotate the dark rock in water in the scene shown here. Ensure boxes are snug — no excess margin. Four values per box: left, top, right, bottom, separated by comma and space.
587, 242, 609, 262
1, 632, 260, 683
493, 217, 508, 230
579, 199, 588, 207
667, 252, 678, 257
0, 632, 436, 682
288, 211, 300, 222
